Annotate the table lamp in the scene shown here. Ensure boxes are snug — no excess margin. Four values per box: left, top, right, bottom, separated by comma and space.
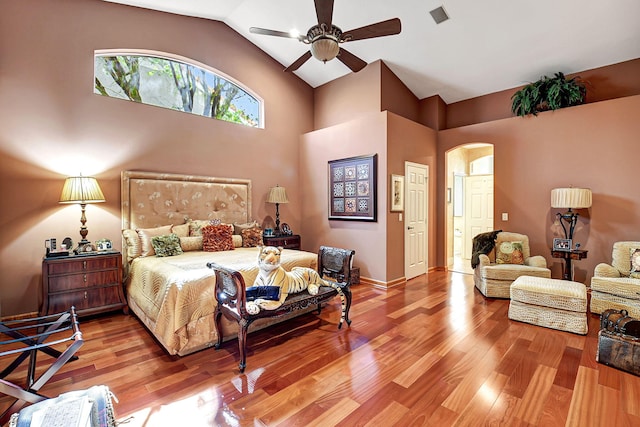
551, 187, 592, 241
59, 175, 105, 253
266, 185, 288, 235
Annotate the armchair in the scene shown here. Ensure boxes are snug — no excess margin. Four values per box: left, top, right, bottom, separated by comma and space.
590, 241, 640, 318
473, 231, 551, 298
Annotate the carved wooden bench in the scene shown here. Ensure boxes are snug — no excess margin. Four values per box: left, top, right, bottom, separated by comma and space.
207, 246, 354, 372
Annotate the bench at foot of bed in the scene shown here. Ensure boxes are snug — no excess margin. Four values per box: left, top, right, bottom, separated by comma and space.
207, 246, 354, 373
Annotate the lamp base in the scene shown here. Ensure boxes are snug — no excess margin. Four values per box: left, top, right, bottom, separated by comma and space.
74, 240, 95, 255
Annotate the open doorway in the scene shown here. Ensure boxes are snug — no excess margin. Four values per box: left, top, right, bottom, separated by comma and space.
446, 143, 494, 274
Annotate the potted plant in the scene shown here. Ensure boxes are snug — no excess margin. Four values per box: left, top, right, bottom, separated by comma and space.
511, 72, 586, 116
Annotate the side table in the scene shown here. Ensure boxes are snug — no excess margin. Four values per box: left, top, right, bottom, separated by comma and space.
41, 251, 128, 316
262, 234, 301, 250
551, 249, 588, 281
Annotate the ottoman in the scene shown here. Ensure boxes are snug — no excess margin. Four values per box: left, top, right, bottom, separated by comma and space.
508, 276, 588, 335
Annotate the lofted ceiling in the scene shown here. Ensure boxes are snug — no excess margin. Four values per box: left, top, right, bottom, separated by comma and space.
103, 0, 640, 104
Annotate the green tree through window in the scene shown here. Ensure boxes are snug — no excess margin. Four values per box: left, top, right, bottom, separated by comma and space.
94, 51, 262, 128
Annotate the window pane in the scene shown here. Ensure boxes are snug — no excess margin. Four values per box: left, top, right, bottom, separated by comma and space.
94, 52, 262, 128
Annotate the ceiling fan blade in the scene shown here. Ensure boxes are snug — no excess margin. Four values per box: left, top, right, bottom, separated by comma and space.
337, 48, 367, 73
314, 0, 334, 28
343, 18, 402, 42
284, 51, 313, 72
250, 27, 302, 40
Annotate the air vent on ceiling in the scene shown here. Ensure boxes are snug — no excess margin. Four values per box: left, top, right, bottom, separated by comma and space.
429, 6, 449, 24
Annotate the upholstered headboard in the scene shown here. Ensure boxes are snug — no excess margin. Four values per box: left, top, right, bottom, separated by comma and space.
121, 171, 252, 231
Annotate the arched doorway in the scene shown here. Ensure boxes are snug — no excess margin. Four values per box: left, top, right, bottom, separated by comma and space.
445, 143, 494, 274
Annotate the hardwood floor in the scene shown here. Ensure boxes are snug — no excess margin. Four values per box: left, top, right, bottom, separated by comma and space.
2, 271, 640, 426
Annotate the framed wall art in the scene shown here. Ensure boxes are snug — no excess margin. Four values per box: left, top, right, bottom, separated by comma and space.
390, 174, 404, 212
328, 154, 377, 221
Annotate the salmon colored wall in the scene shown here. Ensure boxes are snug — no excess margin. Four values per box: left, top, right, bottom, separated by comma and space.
300, 113, 388, 282
380, 63, 420, 123
438, 95, 640, 283
310, 61, 435, 284
387, 113, 438, 278
0, 0, 314, 316
418, 96, 447, 131
313, 62, 382, 130
446, 59, 640, 129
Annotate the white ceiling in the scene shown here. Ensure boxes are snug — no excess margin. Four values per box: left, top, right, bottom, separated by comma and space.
104, 0, 640, 104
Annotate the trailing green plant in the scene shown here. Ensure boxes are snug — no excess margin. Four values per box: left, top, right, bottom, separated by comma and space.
511, 72, 586, 117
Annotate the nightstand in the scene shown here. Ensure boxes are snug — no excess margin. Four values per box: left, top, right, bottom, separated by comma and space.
41, 251, 128, 316
262, 234, 301, 250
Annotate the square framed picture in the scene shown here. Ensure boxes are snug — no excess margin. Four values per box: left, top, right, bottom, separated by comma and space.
553, 238, 572, 251
390, 174, 404, 212
328, 154, 377, 221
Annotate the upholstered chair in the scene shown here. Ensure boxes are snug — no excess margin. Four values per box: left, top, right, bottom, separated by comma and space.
590, 241, 640, 318
473, 231, 551, 298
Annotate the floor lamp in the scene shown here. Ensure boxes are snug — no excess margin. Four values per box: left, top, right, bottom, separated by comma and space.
551, 187, 592, 280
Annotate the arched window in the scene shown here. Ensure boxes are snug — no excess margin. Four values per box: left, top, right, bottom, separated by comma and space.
94, 49, 263, 128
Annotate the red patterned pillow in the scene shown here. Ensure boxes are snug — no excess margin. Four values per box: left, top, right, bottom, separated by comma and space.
242, 226, 264, 247
202, 223, 234, 252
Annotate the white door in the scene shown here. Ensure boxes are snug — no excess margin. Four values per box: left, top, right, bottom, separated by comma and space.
404, 162, 429, 280
463, 174, 494, 259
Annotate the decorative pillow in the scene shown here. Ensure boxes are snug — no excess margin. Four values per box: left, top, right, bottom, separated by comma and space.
233, 221, 259, 235
242, 226, 264, 248
202, 223, 234, 252
151, 234, 184, 257
232, 235, 243, 248
631, 248, 640, 279
496, 241, 525, 265
136, 225, 173, 257
180, 236, 203, 252
122, 229, 141, 261
171, 223, 190, 238
246, 286, 281, 301
188, 219, 214, 237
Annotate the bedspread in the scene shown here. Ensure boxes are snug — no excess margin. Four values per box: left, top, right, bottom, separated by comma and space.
126, 247, 318, 355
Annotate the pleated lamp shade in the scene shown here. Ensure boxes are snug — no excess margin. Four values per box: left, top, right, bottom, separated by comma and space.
551, 188, 592, 209
267, 186, 289, 204
59, 176, 105, 204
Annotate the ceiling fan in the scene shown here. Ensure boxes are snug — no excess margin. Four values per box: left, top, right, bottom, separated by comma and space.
249, 0, 401, 73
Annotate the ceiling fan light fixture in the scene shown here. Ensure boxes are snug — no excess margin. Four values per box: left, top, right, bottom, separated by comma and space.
310, 37, 340, 62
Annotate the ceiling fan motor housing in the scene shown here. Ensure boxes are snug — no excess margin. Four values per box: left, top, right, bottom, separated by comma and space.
308, 24, 342, 62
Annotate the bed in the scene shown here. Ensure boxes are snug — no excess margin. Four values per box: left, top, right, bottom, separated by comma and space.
121, 171, 318, 356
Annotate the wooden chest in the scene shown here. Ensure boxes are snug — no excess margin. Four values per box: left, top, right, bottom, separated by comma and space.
41, 252, 128, 316
596, 329, 640, 376
350, 266, 360, 285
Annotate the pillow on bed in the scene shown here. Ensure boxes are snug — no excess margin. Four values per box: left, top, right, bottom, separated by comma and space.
242, 226, 263, 247
188, 219, 214, 236
180, 236, 203, 252
202, 223, 234, 252
233, 221, 259, 235
232, 235, 243, 248
136, 225, 173, 257
171, 223, 190, 238
122, 229, 142, 261
151, 233, 184, 257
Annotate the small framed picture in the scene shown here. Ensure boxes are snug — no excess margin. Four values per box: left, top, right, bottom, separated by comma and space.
281, 223, 292, 235
96, 238, 113, 251
553, 238, 572, 251
390, 174, 404, 212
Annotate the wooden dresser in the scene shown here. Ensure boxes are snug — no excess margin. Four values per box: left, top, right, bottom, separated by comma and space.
40, 252, 128, 316
262, 234, 301, 250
